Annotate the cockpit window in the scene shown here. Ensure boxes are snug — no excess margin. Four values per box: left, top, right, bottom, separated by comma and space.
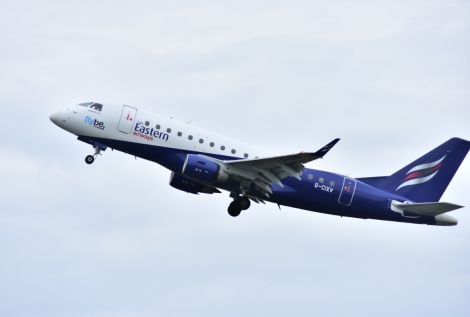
78, 102, 103, 112
90, 103, 103, 111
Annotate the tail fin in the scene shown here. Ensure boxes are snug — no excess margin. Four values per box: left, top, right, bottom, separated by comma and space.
360, 138, 470, 202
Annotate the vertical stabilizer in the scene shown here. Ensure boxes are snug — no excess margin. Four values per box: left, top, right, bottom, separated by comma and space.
367, 138, 469, 202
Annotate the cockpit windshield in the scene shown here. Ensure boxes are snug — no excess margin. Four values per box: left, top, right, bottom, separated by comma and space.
78, 102, 103, 112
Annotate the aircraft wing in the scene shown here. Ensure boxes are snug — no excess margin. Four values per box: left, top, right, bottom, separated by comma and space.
219, 138, 340, 198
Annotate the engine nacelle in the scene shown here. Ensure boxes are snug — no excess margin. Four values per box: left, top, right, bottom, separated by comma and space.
169, 172, 220, 194
182, 154, 229, 183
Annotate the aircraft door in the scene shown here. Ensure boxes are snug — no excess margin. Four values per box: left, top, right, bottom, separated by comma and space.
118, 105, 137, 134
338, 177, 357, 206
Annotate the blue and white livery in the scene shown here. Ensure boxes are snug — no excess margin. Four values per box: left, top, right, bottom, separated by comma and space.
50, 102, 470, 226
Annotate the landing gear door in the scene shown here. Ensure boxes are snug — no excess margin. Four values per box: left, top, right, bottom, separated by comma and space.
338, 177, 357, 206
118, 105, 137, 134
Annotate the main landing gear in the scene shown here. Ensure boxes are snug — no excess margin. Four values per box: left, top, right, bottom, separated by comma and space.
85, 144, 106, 165
228, 196, 251, 217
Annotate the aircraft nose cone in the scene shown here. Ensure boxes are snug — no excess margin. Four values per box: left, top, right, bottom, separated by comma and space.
49, 112, 59, 125
49, 111, 66, 127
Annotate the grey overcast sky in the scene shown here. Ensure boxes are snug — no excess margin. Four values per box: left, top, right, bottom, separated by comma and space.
1, 1, 469, 316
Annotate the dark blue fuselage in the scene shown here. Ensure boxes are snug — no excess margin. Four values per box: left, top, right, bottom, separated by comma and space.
80, 136, 437, 225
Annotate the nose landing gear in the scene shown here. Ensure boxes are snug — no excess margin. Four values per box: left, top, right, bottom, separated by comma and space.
85, 155, 95, 164
85, 143, 107, 165
227, 196, 251, 217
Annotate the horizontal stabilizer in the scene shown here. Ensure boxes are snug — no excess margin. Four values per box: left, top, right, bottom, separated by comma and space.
393, 202, 463, 216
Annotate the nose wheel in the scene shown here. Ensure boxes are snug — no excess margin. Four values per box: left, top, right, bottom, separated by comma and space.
85, 155, 95, 164
85, 143, 106, 165
227, 196, 251, 217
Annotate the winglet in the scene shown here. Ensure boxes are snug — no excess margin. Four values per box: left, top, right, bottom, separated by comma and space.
315, 138, 340, 158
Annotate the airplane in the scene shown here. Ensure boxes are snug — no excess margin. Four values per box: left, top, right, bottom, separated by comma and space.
50, 102, 470, 226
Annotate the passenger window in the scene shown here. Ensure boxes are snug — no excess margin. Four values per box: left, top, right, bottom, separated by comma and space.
188, 135, 193, 140
244, 153, 249, 158
177, 132, 182, 137
199, 139, 204, 144
220, 145, 225, 151
308, 174, 314, 180
156, 124, 161, 129
231, 149, 236, 154
145, 121, 150, 126
167, 128, 172, 133
210, 142, 215, 147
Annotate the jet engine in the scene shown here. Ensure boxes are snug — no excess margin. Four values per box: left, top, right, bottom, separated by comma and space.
169, 172, 221, 194
182, 154, 229, 183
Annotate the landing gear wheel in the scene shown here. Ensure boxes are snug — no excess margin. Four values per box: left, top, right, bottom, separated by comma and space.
228, 202, 242, 217
85, 144, 106, 165
85, 155, 95, 165
227, 196, 251, 217
238, 197, 251, 210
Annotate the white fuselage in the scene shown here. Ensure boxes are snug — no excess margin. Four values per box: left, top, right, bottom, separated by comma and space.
51, 103, 269, 164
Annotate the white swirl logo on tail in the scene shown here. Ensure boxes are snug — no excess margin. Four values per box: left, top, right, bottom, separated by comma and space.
396, 156, 446, 191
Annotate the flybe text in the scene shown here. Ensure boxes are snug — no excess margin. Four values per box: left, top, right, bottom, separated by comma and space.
134, 121, 169, 142
85, 115, 105, 130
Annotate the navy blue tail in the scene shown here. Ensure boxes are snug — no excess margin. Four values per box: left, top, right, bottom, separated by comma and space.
360, 138, 470, 202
